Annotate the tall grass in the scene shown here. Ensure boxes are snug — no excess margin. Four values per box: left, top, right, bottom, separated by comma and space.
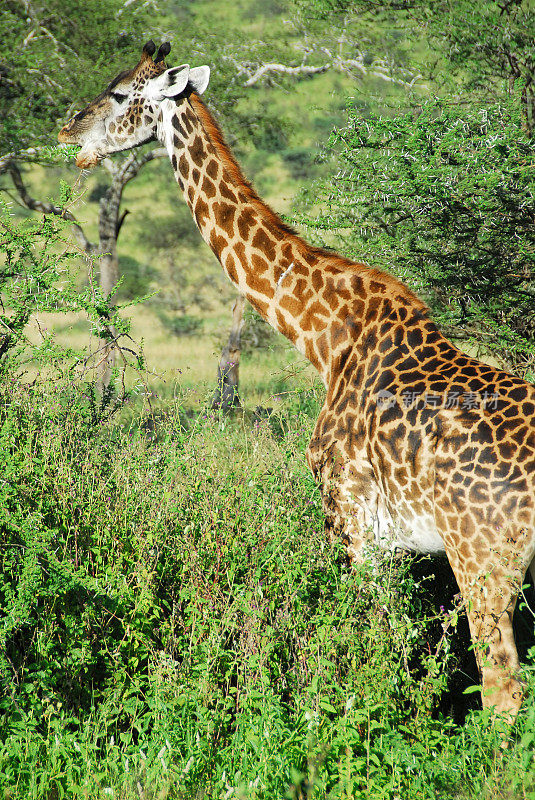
1, 382, 534, 799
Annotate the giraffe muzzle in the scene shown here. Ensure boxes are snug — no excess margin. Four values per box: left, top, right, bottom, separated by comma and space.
75, 150, 100, 169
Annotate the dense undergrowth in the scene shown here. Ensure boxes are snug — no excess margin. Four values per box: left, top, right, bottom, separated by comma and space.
1, 380, 535, 800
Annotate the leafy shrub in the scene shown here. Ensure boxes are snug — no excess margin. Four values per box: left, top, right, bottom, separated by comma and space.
299, 97, 535, 376
1, 200, 75, 377
1, 179, 534, 800
0, 383, 533, 798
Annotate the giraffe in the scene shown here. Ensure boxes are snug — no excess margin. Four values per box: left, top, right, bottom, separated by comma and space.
59, 41, 535, 724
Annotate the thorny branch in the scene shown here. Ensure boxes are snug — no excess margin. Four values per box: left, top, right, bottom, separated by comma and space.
1, 158, 94, 253
231, 54, 421, 87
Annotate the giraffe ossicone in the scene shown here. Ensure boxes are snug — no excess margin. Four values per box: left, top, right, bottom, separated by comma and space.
59, 41, 535, 727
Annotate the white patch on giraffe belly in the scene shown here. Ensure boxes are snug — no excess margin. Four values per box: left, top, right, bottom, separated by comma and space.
373, 507, 446, 555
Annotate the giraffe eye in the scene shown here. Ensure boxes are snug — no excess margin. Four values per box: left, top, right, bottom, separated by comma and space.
111, 92, 128, 104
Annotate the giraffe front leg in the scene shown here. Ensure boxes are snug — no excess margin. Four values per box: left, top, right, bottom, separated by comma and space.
307, 444, 379, 564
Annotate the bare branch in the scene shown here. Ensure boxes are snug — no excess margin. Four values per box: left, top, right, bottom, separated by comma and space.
116, 210, 130, 239
229, 52, 422, 88
0, 147, 50, 171
242, 61, 331, 86
22, 29, 36, 47
118, 0, 160, 13
26, 68, 63, 91
119, 147, 167, 182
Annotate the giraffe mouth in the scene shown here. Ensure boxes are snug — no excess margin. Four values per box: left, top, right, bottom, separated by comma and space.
75, 150, 101, 169
58, 127, 101, 169
58, 143, 96, 170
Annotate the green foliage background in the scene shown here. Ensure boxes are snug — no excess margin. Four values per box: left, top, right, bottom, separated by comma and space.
300, 98, 535, 372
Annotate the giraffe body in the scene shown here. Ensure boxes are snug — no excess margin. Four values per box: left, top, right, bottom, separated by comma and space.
59, 42, 535, 723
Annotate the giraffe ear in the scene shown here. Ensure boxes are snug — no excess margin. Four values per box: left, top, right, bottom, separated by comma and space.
188, 66, 210, 95
152, 64, 190, 100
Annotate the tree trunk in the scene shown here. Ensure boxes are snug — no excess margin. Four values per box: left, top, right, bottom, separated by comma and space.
97, 246, 119, 391
96, 192, 121, 391
212, 294, 245, 411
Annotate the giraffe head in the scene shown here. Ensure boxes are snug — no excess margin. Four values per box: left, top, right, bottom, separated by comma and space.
58, 41, 210, 168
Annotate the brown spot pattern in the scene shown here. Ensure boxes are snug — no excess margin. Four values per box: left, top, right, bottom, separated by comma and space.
252, 228, 276, 260
213, 201, 236, 234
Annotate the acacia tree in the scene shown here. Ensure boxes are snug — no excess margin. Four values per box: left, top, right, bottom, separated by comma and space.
1, 2, 275, 395
0, 0, 163, 386
309, 99, 535, 368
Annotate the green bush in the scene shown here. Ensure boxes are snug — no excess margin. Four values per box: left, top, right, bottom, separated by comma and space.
155, 309, 203, 336
300, 97, 535, 376
0, 382, 534, 798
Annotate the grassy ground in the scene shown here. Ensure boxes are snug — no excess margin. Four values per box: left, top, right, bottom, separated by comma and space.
25, 304, 318, 408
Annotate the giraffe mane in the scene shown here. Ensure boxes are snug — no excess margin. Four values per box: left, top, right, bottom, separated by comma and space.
189, 93, 299, 239
313, 252, 429, 312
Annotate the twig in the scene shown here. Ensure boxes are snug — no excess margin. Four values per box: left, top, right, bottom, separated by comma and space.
2, 160, 94, 253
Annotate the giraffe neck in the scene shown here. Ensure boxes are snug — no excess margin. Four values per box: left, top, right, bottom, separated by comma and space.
157, 92, 344, 379
156, 93, 429, 386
